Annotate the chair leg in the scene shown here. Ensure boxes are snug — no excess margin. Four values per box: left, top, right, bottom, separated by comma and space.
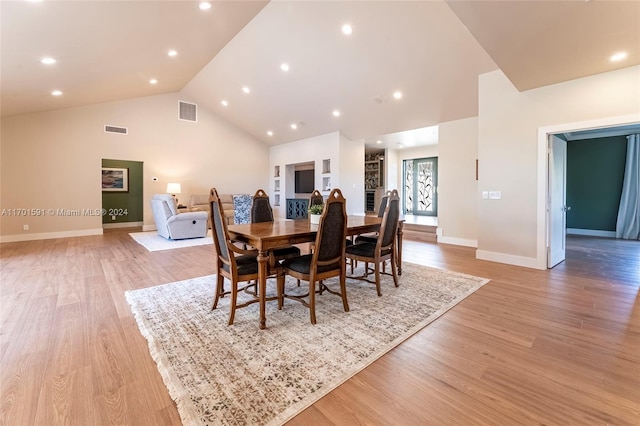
277, 272, 284, 310
212, 274, 225, 310
391, 253, 399, 288
228, 282, 238, 325
374, 262, 382, 297
340, 274, 349, 312
309, 280, 317, 325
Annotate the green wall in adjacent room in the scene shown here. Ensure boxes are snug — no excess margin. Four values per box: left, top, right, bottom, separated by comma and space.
566, 136, 627, 231
101, 159, 143, 224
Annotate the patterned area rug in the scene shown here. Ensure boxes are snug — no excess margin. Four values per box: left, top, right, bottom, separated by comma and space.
129, 231, 212, 252
126, 262, 489, 425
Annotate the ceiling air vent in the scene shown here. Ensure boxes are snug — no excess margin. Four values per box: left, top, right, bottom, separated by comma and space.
179, 101, 197, 122
104, 125, 128, 135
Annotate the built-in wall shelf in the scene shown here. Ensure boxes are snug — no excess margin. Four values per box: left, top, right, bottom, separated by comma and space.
274, 165, 281, 197
364, 153, 384, 190
322, 159, 331, 191
322, 159, 331, 174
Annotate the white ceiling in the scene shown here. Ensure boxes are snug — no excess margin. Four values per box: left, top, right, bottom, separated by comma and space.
2, 1, 638, 151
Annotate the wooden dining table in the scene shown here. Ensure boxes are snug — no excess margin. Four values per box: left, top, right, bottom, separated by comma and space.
227, 215, 404, 329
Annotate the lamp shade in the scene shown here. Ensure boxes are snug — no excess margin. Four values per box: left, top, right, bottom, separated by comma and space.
166, 182, 181, 194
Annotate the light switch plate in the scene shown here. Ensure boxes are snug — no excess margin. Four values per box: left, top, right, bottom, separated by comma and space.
482, 191, 488, 199
489, 191, 502, 200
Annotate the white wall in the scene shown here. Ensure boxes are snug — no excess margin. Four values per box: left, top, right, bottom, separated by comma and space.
0, 92, 268, 241
269, 131, 364, 217
477, 66, 640, 269
437, 117, 478, 247
339, 133, 365, 215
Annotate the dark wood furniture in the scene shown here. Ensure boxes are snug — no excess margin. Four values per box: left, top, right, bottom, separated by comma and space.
209, 188, 268, 325
346, 190, 401, 296
286, 198, 309, 219
227, 215, 404, 329
251, 189, 301, 269
277, 189, 349, 324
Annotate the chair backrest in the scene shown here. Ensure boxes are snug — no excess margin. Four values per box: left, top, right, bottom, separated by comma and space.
377, 191, 391, 218
378, 189, 400, 249
250, 189, 274, 223
209, 188, 232, 266
309, 189, 324, 207
313, 188, 347, 266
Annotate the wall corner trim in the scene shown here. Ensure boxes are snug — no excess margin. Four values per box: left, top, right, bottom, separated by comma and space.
476, 250, 544, 270
437, 236, 478, 248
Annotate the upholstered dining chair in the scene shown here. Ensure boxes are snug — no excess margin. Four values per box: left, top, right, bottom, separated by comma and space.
355, 190, 391, 244
250, 189, 301, 269
276, 188, 349, 325
309, 189, 324, 208
345, 189, 400, 296
308, 189, 324, 253
209, 187, 274, 325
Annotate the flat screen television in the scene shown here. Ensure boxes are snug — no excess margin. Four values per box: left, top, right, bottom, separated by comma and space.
295, 169, 315, 194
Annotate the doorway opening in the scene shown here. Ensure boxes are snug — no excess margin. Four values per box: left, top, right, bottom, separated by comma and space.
538, 117, 640, 268
101, 159, 144, 229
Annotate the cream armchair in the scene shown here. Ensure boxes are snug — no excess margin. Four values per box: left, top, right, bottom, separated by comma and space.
151, 194, 208, 240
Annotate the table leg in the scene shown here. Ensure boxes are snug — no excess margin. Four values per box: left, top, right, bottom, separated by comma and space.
396, 222, 403, 275
257, 249, 269, 329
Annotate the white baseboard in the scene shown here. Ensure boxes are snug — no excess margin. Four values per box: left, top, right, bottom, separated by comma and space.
142, 224, 157, 232
437, 236, 478, 248
0, 228, 103, 243
567, 228, 616, 238
476, 249, 544, 270
102, 221, 143, 229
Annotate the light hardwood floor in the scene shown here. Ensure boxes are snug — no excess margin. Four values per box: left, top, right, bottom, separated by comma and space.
1, 230, 638, 425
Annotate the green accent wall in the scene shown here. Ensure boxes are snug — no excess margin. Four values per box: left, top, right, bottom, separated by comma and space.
101, 159, 143, 224
566, 136, 627, 231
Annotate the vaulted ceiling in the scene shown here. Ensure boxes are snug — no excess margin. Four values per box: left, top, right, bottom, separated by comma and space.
2, 1, 638, 150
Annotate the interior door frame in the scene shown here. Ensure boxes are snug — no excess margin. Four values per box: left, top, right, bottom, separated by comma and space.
536, 114, 640, 269
547, 135, 567, 268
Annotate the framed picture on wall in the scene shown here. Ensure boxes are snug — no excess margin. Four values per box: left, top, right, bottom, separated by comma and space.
102, 167, 129, 192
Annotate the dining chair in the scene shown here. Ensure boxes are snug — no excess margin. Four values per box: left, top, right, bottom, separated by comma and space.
308, 189, 324, 253
345, 189, 400, 296
250, 189, 301, 269
309, 189, 324, 208
277, 188, 349, 324
355, 190, 391, 244
209, 187, 276, 325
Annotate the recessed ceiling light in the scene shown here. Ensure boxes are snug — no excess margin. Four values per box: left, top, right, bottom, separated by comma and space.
610, 51, 628, 62
267, 131, 274, 136
199, 2, 211, 10
221, 100, 228, 107
376, 140, 382, 144
397, 143, 404, 149
393, 91, 403, 100
149, 78, 158, 85
168, 50, 178, 57
342, 24, 353, 35
280, 63, 290, 72
242, 86, 250, 94
40, 57, 56, 65
290, 123, 298, 130
51, 90, 63, 96
332, 110, 341, 117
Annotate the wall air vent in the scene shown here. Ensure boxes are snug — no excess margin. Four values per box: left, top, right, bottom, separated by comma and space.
104, 125, 128, 135
179, 101, 197, 122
